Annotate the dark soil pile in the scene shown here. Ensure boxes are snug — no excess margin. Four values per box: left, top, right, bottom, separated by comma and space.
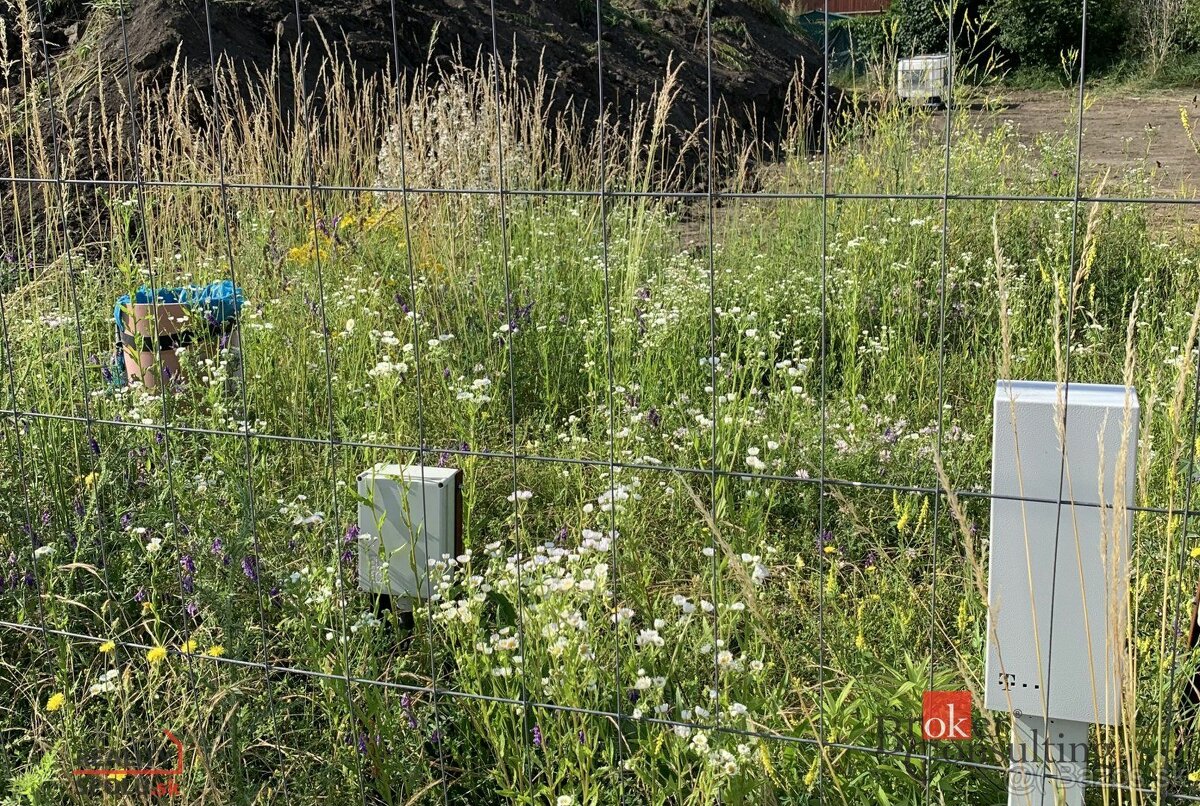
22, 0, 827, 148
4, 0, 830, 251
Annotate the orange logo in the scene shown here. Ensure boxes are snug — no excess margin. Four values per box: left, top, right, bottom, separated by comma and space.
922, 691, 972, 740
72, 729, 183, 797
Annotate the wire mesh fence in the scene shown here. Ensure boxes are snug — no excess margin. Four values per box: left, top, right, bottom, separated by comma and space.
2, 0, 1200, 802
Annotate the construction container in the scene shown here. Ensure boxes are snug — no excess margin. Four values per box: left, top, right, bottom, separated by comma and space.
897, 54, 951, 106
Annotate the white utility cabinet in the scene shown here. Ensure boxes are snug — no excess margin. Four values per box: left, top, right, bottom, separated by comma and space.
357, 464, 463, 604
985, 380, 1138, 805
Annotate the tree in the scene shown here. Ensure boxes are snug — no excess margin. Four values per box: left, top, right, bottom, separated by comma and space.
989, 0, 1131, 71
1140, 0, 1187, 76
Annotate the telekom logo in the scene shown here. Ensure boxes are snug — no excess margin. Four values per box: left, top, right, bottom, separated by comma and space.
922, 691, 972, 740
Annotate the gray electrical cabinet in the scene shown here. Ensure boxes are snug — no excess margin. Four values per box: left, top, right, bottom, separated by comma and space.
357, 464, 463, 602
984, 380, 1137, 726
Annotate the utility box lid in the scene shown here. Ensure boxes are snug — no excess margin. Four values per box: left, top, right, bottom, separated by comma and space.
984, 381, 1137, 725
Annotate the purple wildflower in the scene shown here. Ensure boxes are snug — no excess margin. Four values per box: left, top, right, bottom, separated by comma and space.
182, 574, 195, 594
401, 694, 418, 728
532, 724, 543, 748
186, 601, 199, 619
181, 554, 195, 575
88, 436, 100, 456
241, 555, 258, 582
343, 524, 359, 544
134, 586, 147, 603
647, 407, 661, 429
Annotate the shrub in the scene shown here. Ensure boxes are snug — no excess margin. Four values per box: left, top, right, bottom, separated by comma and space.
989, 0, 1131, 71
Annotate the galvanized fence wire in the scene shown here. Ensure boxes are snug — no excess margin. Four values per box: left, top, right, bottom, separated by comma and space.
383, 0, 454, 801
2, 0, 1200, 802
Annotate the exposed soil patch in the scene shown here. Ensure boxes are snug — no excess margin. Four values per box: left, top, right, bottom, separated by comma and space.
969, 89, 1200, 225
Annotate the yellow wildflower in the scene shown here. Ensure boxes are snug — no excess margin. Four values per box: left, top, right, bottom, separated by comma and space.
823, 545, 836, 554
99, 640, 116, 654
180, 639, 198, 655
207, 645, 226, 658
146, 645, 168, 665
286, 240, 330, 265
1191, 547, 1200, 559
46, 692, 66, 712
83, 471, 97, 489
855, 633, 866, 650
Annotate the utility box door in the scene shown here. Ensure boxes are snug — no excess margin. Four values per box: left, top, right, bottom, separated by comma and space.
357, 464, 462, 600
984, 381, 1137, 726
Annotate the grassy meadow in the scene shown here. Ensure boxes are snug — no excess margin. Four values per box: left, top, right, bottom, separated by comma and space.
2, 20, 1200, 806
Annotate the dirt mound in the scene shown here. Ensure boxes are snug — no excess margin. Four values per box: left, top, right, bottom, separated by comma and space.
27, 0, 825, 150
3, 0, 830, 256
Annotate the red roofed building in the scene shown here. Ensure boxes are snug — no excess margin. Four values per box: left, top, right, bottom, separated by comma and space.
797, 0, 891, 13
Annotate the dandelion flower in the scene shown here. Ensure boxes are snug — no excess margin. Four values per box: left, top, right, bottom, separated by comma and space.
146, 645, 168, 665
1191, 547, 1200, 559
46, 692, 65, 712
207, 645, 226, 658
99, 640, 116, 654
180, 639, 198, 654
